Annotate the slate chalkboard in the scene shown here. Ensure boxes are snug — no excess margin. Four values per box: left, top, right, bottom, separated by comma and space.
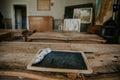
27, 50, 92, 73
32, 51, 87, 69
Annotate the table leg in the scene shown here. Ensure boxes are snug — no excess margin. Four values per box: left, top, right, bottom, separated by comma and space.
80, 74, 86, 80
67, 73, 86, 80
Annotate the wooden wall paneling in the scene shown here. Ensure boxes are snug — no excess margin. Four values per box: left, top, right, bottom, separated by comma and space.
29, 16, 53, 32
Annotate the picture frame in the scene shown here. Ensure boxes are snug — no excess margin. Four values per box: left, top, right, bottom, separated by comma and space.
73, 8, 93, 23
37, 0, 51, 11
63, 19, 81, 32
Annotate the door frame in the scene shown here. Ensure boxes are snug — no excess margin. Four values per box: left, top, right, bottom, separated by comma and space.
11, 2, 29, 29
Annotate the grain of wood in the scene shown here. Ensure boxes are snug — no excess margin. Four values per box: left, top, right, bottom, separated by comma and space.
0, 42, 120, 80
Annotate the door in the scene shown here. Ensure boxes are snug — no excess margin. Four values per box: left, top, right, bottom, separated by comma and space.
14, 5, 27, 29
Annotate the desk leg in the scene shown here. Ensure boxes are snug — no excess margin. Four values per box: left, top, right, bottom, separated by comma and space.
80, 74, 86, 80
67, 73, 86, 80
74, 73, 86, 80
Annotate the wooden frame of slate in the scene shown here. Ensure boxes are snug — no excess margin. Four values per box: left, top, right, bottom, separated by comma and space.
27, 50, 92, 74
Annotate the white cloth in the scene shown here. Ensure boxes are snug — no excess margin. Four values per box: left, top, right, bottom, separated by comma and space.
33, 48, 51, 64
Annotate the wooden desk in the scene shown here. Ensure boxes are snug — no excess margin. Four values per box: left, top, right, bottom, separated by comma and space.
0, 29, 26, 37
0, 42, 120, 80
0, 31, 12, 41
0, 29, 27, 42
27, 32, 106, 44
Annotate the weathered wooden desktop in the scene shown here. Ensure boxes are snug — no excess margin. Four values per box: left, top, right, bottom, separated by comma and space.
27, 31, 106, 44
0, 29, 26, 36
0, 29, 26, 41
0, 31, 12, 41
0, 42, 119, 80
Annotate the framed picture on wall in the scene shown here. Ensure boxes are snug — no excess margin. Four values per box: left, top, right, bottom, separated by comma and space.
63, 19, 81, 32
37, 0, 51, 11
73, 8, 93, 23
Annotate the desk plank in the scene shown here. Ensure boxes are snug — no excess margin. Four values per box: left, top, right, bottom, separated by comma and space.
27, 32, 106, 43
0, 42, 119, 73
